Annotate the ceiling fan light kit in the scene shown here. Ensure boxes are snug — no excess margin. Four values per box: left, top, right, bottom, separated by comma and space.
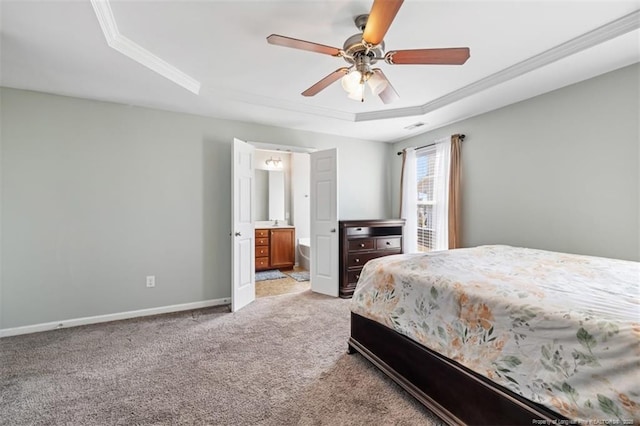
266, 0, 470, 104
367, 71, 389, 96
347, 84, 365, 102
340, 69, 389, 103
341, 70, 362, 94
340, 54, 389, 102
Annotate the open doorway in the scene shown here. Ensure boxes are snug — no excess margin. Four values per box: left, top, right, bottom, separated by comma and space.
232, 139, 338, 311
253, 145, 311, 298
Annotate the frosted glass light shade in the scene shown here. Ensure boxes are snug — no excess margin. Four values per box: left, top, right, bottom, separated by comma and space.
347, 83, 364, 101
367, 72, 388, 96
341, 70, 362, 93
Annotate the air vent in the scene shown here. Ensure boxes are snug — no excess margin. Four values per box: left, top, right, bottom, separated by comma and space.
404, 122, 426, 130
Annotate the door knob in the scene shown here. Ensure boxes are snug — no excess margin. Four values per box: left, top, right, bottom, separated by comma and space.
235, 232, 242, 236
330, 228, 336, 233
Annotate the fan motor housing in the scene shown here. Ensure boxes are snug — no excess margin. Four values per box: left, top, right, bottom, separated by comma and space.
342, 14, 384, 66
342, 33, 384, 65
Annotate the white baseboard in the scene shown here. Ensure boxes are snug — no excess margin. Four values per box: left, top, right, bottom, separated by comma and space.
0, 297, 231, 338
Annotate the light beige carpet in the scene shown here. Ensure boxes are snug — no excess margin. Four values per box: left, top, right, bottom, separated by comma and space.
1, 290, 444, 425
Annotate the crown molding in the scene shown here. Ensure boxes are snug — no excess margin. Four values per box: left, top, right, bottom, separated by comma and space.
89, 1, 638, 122
354, 9, 640, 122
208, 86, 356, 122
238, 9, 639, 124
90, 0, 119, 41
90, 0, 201, 95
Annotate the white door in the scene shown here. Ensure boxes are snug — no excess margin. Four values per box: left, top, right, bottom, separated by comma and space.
231, 138, 255, 312
310, 148, 338, 297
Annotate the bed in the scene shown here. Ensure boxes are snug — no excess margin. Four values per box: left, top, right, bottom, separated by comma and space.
348, 245, 639, 425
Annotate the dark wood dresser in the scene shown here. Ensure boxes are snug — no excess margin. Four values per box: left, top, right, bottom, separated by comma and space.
339, 219, 405, 298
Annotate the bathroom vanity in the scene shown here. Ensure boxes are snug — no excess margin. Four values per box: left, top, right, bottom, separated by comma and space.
255, 226, 295, 271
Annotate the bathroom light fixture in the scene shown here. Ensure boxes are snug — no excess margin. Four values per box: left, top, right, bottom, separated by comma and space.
265, 157, 283, 168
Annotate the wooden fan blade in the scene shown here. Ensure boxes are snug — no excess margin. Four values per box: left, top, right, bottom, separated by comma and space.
267, 34, 342, 57
372, 69, 399, 104
302, 68, 349, 97
362, 0, 404, 46
385, 48, 470, 65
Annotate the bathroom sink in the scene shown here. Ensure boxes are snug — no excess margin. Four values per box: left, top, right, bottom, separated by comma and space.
256, 223, 293, 228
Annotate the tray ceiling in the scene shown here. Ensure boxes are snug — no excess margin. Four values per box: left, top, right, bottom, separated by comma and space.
1, 0, 638, 142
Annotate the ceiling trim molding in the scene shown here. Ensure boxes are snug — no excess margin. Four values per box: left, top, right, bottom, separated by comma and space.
356, 10, 640, 121
209, 86, 356, 122
355, 9, 640, 122
87, 3, 638, 124
90, 0, 201, 95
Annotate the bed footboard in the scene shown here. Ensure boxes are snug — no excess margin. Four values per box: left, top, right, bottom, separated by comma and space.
349, 312, 566, 426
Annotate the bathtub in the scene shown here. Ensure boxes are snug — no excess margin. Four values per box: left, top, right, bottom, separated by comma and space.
297, 238, 310, 271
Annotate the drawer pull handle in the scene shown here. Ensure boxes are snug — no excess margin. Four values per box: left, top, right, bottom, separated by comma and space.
359, 243, 365, 248
386, 241, 391, 245
355, 275, 360, 280
354, 258, 360, 263
356, 228, 362, 231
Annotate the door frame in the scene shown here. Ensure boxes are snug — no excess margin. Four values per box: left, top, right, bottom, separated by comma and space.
247, 142, 329, 292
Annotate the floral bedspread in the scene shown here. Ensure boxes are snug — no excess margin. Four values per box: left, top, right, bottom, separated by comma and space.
351, 245, 640, 423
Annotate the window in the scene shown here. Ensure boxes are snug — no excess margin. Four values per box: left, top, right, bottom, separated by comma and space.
401, 140, 451, 253
416, 146, 437, 252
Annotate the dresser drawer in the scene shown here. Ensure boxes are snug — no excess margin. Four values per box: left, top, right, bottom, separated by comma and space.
255, 229, 269, 238
347, 226, 370, 236
255, 246, 269, 257
347, 270, 363, 285
256, 238, 269, 246
377, 237, 402, 250
347, 252, 386, 268
256, 257, 269, 270
348, 238, 375, 252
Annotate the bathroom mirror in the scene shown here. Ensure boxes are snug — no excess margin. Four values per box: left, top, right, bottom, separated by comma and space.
268, 170, 285, 221
256, 170, 268, 221
255, 170, 285, 221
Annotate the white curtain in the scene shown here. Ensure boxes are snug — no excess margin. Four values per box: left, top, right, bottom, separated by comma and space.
400, 148, 418, 253
433, 139, 451, 251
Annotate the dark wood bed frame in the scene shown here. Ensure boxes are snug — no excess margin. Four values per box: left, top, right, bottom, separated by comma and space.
348, 312, 568, 425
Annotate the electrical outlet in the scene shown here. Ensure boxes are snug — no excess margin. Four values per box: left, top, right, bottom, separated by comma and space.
146, 276, 155, 288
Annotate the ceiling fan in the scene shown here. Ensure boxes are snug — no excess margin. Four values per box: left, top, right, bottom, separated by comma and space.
267, 0, 470, 104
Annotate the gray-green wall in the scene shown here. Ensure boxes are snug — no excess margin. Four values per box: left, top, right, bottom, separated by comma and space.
0, 88, 392, 329
3, 63, 638, 330
392, 63, 640, 261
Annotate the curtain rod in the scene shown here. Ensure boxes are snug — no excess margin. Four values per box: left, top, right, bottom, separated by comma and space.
396, 134, 465, 156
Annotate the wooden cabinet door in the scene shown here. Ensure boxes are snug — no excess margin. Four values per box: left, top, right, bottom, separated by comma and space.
270, 228, 295, 269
